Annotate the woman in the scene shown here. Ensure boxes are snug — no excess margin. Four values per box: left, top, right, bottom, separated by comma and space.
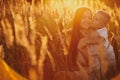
54, 7, 93, 80
68, 7, 107, 80
68, 7, 92, 71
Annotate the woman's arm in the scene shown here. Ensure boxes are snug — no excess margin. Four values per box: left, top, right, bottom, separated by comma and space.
77, 38, 89, 65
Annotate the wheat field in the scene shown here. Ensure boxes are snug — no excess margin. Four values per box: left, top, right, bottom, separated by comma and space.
0, 0, 120, 80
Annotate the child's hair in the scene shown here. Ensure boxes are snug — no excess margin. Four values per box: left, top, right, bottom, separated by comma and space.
96, 10, 110, 24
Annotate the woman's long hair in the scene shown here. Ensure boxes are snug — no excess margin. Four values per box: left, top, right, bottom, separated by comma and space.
68, 7, 91, 71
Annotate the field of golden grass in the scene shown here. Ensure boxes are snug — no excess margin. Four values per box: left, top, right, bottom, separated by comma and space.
0, 0, 120, 80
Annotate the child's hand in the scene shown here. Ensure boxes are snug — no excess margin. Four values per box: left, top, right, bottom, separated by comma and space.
87, 31, 101, 44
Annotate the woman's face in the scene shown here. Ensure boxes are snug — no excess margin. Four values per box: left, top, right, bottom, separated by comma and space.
80, 10, 92, 30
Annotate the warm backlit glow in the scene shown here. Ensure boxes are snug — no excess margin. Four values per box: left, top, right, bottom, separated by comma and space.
0, 0, 120, 80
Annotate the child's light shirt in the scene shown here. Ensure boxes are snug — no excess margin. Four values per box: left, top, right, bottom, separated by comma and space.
96, 27, 109, 48
96, 27, 116, 65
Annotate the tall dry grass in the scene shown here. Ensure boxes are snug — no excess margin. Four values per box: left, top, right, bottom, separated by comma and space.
0, 0, 120, 80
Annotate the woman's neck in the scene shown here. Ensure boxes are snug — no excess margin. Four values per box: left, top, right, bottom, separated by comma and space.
80, 28, 88, 36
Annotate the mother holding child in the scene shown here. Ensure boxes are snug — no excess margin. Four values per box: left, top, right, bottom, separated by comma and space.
67, 7, 117, 80
54, 7, 117, 80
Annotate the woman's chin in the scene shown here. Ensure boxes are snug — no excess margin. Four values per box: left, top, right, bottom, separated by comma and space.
84, 26, 90, 30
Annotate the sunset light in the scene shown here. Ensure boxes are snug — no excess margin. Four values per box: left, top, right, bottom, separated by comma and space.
0, 0, 120, 80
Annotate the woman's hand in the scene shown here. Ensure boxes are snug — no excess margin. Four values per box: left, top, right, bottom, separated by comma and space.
77, 37, 88, 50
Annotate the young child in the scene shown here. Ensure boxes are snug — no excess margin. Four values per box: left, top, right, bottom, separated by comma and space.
91, 10, 117, 79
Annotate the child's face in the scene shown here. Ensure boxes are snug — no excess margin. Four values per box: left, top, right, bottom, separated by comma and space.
92, 13, 105, 29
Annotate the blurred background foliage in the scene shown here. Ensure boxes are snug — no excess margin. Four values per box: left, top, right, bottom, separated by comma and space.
0, 0, 120, 80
